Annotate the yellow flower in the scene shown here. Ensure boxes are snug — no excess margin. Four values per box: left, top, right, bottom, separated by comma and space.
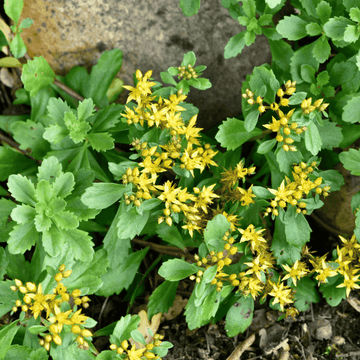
194, 184, 219, 214
268, 180, 293, 203
237, 185, 256, 206
26, 283, 54, 319
268, 280, 294, 311
337, 271, 360, 297
239, 224, 267, 252
126, 345, 147, 360
282, 260, 308, 286
48, 304, 73, 333
263, 116, 281, 132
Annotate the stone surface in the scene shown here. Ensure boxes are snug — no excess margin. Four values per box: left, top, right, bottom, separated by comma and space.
19, 0, 271, 130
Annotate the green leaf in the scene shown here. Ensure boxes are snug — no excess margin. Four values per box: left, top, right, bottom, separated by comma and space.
148, 280, 179, 319
64, 111, 91, 144
87, 132, 114, 152
215, 118, 262, 151
204, 214, 231, 253
323, 16, 354, 41
159, 259, 198, 281
0, 199, 16, 242
249, 66, 280, 104
4, 0, 23, 25
342, 95, 360, 123
46, 97, 72, 126
243, 0, 256, 18
52, 209, 78, 229
11, 204, 36, 224
10, 119, 50, 159
18, 18, 33, 30
7, 174, 37, 206
271, 217, 302, 265
301, 65, 316, 83
330, 61, 357, 87
318, 120, 343, 149
81, 183, 126, 209
283, 206, 312, 247
305, 122, 322, 155
339, 124, 360, 148
65, 228, 94, 262
187, 77, 212, 90
251, 186, 274, 199
288, 92, 307, 105
0, 30, 8, 48
317, 70, 330, 86
225, 296, 254, 336
9, 33, 27, 59
202, 288, 221, 319
306, 22, 322, 36
0, 320, 19, 359
265, 0, 282, 8
258, 14, 273, 26
290, 43, 319, 84
276, 15, 308, 40
77, 98, 95, 122
312, 35, 331, 63
316, 1, 332, 24
294, 276, 320, 311
97, 248, 149, 296
276, 148, 303, 176
117, 207, 150, 239
339, 148, 360, 175
268, 39, 294, 72
156, 223, 186, 250
110, 314, 140, 344
160, 71, 177, 86
182, 51, 197, 67
344, 24, 360, 43
43, 124, 69, 144
7, 222, 39, 254
203, 265, 217, 283
257, 138, 277, 154
224, 32, 246, 59
21, 57, 55, 97
350, 7, 360, 22
179, 0, 201, 16
319, 274, 346, 306
244, 109, 260, 132
83, 49, 123, 108
319, 169, 344, 191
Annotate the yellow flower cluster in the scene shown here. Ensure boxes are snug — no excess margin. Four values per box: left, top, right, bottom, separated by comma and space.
10, 265, 92, 351
219, 160, 257, 206
177, 64, 199, 80
264, 161, 329, 217
110, 335, 164, 360
242, 80, 329, 152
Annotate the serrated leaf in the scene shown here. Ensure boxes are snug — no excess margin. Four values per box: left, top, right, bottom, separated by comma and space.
342, 95, 360, 123
265, 0, 282, 8
64, 111, 91, 144
344, 24, 360, 42
339, 124, 360, 148
179, 0, 201, 17
46, 97, 72, 126
249, 66, 279, 104
65, 228, 94, 262
10, 119, 50, 159
224, 32, 246, 59
350, 7, 360, 22
7, 174, 36, 206
21, 56, 55, 97
305, 121, 322, 155
148, 280, 179, 319
77, 98, 95, 122
11, 204, 36, 224
81, 183, 126, 209
340, 148, 360, 175
316, 1, 332, 24
52, 209, 79, 229
42, 124, 69, 144
87, 132, 114, 152
215, 118, 262, 151
158, 259, 198, 281
323, 16, 354, 41
276, 15, 308, 40
312, 35, 331, 63
225, 295, 254, 336
268, 39, 294, 72
7, 222, 38, 254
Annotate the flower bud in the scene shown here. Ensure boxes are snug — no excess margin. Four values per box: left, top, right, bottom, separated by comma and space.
81, 329, 92, 338
53, 334, 62, 345
26, 282, 37, 292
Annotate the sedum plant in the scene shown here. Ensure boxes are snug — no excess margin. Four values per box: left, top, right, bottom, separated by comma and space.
1, 0, 360, 359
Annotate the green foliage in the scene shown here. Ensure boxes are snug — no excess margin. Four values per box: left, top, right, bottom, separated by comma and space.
1, 0, 360, 357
